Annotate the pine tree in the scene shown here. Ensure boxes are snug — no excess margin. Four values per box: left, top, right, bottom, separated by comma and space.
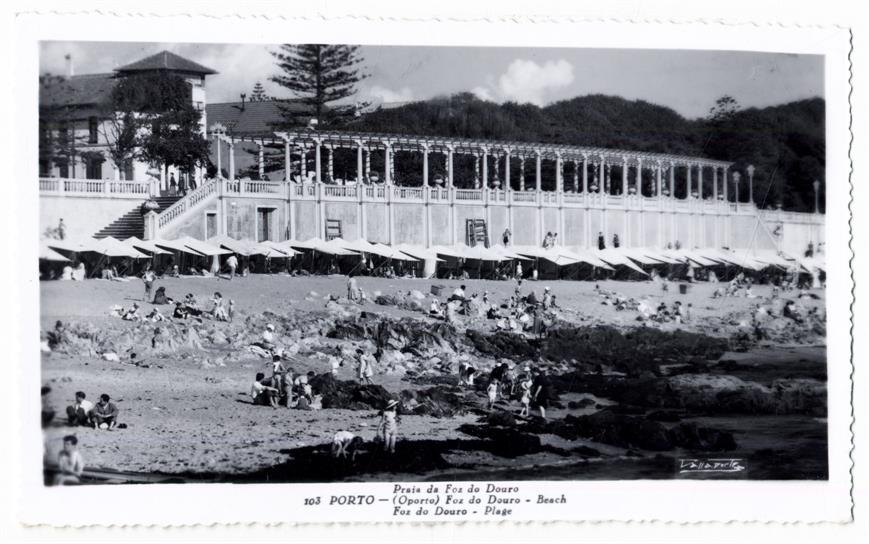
250, 81, 269, 102
270, 44, 368, 126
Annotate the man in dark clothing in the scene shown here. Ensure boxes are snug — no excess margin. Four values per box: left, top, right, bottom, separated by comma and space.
92, 394, 119, 429
598, 232, 606, 250
531, 370, 553, 420
613, 234, 620, 248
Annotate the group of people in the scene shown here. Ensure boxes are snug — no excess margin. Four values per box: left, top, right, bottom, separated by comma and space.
65, 391, 120, 430
461, 358, 554, 420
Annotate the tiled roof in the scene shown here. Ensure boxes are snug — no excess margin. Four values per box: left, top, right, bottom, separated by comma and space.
206, 100, 311, 135
115, 50, 217, 75
39, 73, 116, 109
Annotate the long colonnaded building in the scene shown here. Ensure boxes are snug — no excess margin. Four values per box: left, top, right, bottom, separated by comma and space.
38, 52, 823, 258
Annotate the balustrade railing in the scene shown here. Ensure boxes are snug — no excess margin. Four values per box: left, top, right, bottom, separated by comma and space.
511, 191, 537, 203
245, 181, 283, 194
454, 189, 483, 201
39, 177, 152, 197
157, 179, 218, 230
394, 187, 424, 200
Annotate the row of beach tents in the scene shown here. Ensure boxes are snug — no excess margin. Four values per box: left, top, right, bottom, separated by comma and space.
39, 234, 823, 276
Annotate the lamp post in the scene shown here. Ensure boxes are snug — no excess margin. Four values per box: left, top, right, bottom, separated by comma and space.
813, 179, 821, 214
733, 171, 741, 204
746, 164, 755, 205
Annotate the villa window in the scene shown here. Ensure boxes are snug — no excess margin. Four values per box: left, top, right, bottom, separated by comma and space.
88, 117, 99, 144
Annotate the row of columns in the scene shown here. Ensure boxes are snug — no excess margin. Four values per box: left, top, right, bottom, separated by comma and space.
214, 133, 753, 202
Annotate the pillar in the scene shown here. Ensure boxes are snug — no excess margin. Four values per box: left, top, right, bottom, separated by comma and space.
698, 165, 704, 199
621, 157, 628, 195
493, 152, 500, 187
636, 158, 643, 196
389, 148, 395, 183
216, 136, 222, 177
481, 149, 488, 189
713, 165, 719, 201
519, 157, 526, 191
535, 152, 542, 192
356, 143, 364, 184
228, 141, 235, 181
582, 156, 588, 194
573, 160, 580, 192
257, 143, 265, 180
474, 155, 481, 189
314, 141, 322, 183
422, 146, 429, 187
300, 144, 307, 180
327, 146, 334, 182
364, 148, 371, 182
384, 145, 392, 185
504, 151, 511, 190
447, 147, 454, 188
284, 140, 291, 181
556, 154, 564, 193
669, 163, 675, 198
722, 167, 729, 202
686, 164, 693, 199
655, 163, 662, 197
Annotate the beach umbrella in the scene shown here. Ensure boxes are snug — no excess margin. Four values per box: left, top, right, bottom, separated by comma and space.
46, 237, 100, 255
124, 237, 171, 256
370, 242, 420, 261
256, 240, 299, 257
154, 238, 208, 256
206, 235, 255, 256
561, 248, 614, 270
393, 244, 445, 262
93, 236, 150, 259
40, 243, 70, 262
596, 249, 648, 275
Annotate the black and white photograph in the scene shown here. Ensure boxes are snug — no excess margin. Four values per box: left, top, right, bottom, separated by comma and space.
37, 40, 831, 485
7, 4, 858, 531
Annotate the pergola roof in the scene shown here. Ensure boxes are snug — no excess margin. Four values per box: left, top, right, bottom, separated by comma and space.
222, 128, 733, 168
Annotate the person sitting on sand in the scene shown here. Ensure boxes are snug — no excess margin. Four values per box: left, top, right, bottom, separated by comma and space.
429, 297, 443, 318
450, 285, 467, 303
152, 286, 170, 305
66, 392, 94, 427
250, 372, 279, 408
210, 292, 229, 321
92, 394, 119, 430
377, 399, 400, 454
121, 303, 141, 322
331, 431, 365, 461
147, 308, 166, 322
172, 302, 189, 320
53, 435, 84, 486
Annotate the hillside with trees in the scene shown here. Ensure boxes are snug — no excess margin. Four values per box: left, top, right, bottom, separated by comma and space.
351, 93, 824, 212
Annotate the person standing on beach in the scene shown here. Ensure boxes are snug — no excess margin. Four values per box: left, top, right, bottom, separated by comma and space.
531, 370, 553, 420
377, 399, 400, 454
142, 267, 156, 302
226, 254, 238, 279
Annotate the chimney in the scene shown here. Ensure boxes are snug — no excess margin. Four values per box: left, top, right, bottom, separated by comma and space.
240, 93, 246, 112
64, 54, 74, 78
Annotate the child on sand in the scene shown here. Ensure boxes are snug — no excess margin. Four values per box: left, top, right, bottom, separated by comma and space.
519, 375, 532, 417
377, 399, 400, 454
486, 380, 498, 411
331, 431, 364, 461
53, 435, 84, 486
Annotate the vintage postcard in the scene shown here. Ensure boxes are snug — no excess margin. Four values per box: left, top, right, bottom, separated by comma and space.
11, 9, 853, 527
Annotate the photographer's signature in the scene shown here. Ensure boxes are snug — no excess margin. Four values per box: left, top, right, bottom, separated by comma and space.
678, 458, 746, 474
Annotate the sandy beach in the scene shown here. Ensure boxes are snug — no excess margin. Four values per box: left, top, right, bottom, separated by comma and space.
40, 275, 827, 482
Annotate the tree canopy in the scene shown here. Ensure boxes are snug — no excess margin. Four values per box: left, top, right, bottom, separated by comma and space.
270, 44, 367, 126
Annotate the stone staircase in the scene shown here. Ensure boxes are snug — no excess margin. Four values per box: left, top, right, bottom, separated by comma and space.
93, 196, 181, 239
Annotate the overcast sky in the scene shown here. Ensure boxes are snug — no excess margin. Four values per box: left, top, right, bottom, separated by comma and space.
39, 41, 823, 119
